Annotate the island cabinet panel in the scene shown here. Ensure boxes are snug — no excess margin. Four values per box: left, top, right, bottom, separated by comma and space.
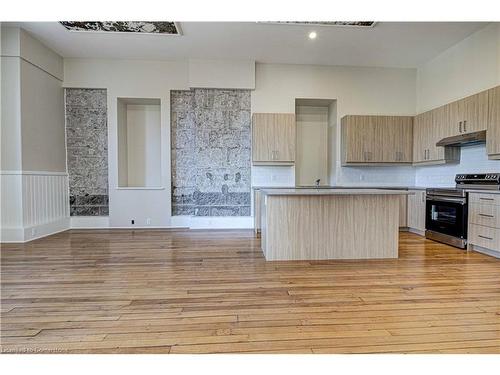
341, 115, 412, 165
407, 189, 426, 234
487, 85, 500, 159
261, 194, 400, 260
252, 113, 296, 165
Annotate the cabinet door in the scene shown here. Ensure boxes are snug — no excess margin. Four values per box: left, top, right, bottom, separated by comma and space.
407, 190, 426, 232
460, 91, 489, 134
252, 113, 295, 163
487, 86, 500, 159
413, 112, 430, 163
272, 113, 296, 162
428, 107, 445, 162
342, 116, 376, 163
446, 101, 461, 136
381, 116, 412, 163
252, 113, 274, 162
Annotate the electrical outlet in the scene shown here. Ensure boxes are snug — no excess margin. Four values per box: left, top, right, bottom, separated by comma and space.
131, 219, 135, 225
146, 218, 151, 225
31, 228, 36, 237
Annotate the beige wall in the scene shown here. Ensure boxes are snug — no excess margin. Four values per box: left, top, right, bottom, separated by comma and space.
416, 23, 500, 112
1, 26, 65, 172
1, 56, 22, 170
20, 59, 65, 172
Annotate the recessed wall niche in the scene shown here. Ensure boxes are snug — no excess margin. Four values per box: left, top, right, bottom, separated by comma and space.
117, 98, 162, 188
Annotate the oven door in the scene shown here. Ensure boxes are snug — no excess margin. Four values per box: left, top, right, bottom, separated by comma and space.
425, 197, 468, 239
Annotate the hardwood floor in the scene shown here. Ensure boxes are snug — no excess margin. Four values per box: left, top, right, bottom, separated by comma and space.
1, 229, 499, 354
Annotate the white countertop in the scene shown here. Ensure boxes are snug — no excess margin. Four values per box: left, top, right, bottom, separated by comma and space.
260, 188, 413, 196
252, 185, 429, 190
465, 189, 500, 195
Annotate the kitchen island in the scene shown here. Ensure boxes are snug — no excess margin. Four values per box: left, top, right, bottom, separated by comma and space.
259, 188, 411, 261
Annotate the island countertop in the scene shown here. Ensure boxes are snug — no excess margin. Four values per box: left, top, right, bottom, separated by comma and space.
260, 188, 413, 196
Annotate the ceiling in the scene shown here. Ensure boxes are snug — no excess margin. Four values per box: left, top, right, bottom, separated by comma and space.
15, 21, 488, 68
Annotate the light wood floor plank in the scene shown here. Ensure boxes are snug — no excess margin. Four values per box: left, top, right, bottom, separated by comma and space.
1, 229, 499, 354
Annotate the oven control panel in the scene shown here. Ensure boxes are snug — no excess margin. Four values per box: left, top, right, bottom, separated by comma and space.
455, 173, 500, 185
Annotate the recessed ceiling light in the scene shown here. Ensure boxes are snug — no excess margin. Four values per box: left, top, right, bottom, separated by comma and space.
308, 31, 317, 39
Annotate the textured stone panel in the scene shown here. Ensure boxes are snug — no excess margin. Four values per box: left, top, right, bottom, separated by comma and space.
65, 88, 109, 216
171, 89, 251, 217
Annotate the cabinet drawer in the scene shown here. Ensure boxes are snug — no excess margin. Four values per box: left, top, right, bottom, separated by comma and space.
468, 224, 500, 252
469, 193, 500, 206
469, 203, 500, 228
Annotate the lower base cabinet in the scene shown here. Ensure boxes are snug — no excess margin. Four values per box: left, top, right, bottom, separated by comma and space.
407, 189, 426, 234
468, 192, 500, 257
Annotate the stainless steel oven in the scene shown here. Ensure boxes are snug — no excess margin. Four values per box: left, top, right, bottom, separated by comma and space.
425, 173, 500, 249
425, 189, 468, 248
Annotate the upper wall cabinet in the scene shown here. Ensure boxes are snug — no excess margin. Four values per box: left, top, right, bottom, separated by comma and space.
450, 90, 489, 136
413, 108, 460, 165
341, 115, 413, 165
487, 86, 500, 159
252, 113, 296, 165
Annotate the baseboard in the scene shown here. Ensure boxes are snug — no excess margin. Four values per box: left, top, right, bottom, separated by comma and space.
0, 227, 25, 243
171, 216, 253, 229
408, 228, 426, 237
1, 218, 70, 243
469, 244, 500, 259
70, 216, 110, 229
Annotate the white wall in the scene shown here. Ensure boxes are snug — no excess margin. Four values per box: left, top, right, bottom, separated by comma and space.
415, 23, 500, 187
126, 104, 161, 187
188, 59, 255, 89
251, 63, 418, 187
295, 105, 329, 186
416, 23, 500, 113
64, 58, 189, 228
1, 26, 68, 242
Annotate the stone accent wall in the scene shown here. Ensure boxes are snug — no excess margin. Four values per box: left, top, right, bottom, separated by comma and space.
171, 89, 251, 216
65, 88, 109, 216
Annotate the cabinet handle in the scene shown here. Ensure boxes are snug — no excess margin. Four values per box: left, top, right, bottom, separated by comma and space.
478, 235, 493, 241
421, 192, 425, 203
459, 121, 462, 133
275, 150, 279, 160
479, 197, 494, 201
463, 120, 467, 132
479, 213, 495, 218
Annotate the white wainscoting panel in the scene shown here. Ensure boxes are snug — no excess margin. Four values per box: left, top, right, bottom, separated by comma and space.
1, 171, 70, 242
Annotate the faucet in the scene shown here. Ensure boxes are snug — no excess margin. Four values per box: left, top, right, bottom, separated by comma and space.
315, 179, 321, 188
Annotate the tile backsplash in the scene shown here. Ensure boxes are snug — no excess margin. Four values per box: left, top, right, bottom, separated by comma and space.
415, 145, 500, 187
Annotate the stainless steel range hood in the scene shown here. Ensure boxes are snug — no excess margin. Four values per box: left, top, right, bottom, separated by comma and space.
436, 130, 486, 147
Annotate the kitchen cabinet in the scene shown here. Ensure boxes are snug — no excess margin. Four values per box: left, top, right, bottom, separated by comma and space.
252, 113, 296, 165
399, 195, 408, 228
487, 85, 500, 159
413, 109, 459, 165
468, 192, 500, 258
253, 188, 262, 234
455, 91, 489, 135
341, 115, 412, 165
407, 189, 426, 234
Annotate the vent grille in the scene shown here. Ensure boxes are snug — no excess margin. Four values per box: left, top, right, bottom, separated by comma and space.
264, 21, 376, 28
60, 21, 181, 35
